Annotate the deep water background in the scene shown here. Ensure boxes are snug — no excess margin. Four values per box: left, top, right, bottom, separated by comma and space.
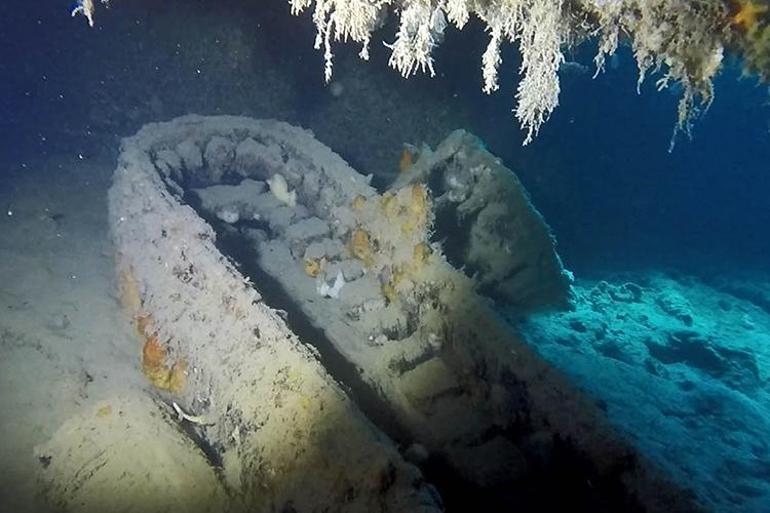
2, 0, 768, 277
518, 56, 770, 274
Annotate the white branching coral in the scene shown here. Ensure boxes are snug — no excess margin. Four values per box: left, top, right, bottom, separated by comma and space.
476, 0, 566, 144
386, 1, 447, 78
586, 0, 727, 148
76, 0, 734, 146
290, 0, 391, 81
445, 0, 471, 28
71, 0, 110, 27
290, 0, 731, 146
513, 0, 565, 144
478, 3, 521, 95
292, 0, 570, 144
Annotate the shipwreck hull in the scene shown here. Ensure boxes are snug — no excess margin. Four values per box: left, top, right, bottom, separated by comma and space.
38, 114, 704, 513
36, 116, 442, 513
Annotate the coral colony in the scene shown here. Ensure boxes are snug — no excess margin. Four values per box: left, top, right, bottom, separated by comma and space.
75, 0, 770, 145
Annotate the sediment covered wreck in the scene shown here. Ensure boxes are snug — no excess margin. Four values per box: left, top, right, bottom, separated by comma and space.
37, 115, 703, 512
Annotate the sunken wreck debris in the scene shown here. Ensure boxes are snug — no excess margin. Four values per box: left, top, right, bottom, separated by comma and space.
37, 114, 705, 512
37, 115, 443, 513
392, 129, 573, 311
